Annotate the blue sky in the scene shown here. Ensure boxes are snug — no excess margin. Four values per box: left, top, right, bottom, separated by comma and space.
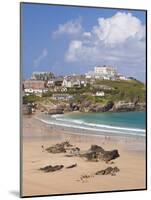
21, 3, 146, 81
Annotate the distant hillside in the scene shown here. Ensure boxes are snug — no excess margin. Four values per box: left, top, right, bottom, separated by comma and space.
23, 79, 146, 113
93, 79, 146, 103
66, 79, 146, 104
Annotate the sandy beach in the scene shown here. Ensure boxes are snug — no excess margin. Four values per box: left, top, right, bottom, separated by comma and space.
21, 114, 146, 197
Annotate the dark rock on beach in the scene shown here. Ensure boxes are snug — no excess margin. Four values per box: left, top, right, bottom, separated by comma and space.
80, 145, 120, 162
65, 147, 80, 157
46, 143, 66, 153
95, 166, 120, 176
45, 141, 73, 153
39, 165, 64, 173
66, 163, 77, 169
90, 145, 105, 153
101, 149, 120, 162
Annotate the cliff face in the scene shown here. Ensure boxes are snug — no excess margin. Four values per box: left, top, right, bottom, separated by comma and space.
112, 101, 146, 112
78, 101, 145, 113
36, 100, 145, 114
77, 101, 145, 113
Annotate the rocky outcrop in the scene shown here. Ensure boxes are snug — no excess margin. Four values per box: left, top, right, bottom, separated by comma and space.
65, 147, 80, 156
45, 141, 80, 155
79, 101, 114, 113
37, 103, 64, 114
90, 145, 104, 153
95, 167, 120, 176
80, 145, 120, 162
22, 104, 32, 115
88, 104, 104, 112
67, 100, 145, 113
101, 149, 120, 162
40, 165, 64, 172
48, 108, 64, 114
112, 101, 146, 112
104, 101, 114, 112
135, 102, 146, 111
37, 97, 145, 114
66, 163, 77, 169
45, 141, 72, 153
64, 104, 72, 112
45, 142, 119, 163
112, 101, 135, 112
79, 101, 92, 112
70, 103, 80, 111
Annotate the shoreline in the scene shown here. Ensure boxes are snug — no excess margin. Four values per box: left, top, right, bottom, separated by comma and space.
36, 111, 146, 139
26, 114, 146, 153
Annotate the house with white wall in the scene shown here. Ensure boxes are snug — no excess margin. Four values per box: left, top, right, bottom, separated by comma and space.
95, 91, 105, 97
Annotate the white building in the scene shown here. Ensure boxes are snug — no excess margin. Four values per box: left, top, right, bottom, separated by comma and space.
62, 79, 72, 88
24, 88, 48, 96
86, 65, 117, 80
52, 93, 73, 101
62, 77, 86, 88
24, 88, 34, 94
47, 79, 55, 87
117, 75, 128, 80
80, 80, 87, 87
94, 66, 117, 77
95, 91, 105, 97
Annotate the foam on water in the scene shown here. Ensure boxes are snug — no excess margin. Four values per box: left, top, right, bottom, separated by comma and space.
37, 113, 145, 137
54, 117, 145, 133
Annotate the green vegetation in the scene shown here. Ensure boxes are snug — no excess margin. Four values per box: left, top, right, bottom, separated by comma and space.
23, 80, 146, 106
71, 80, 145, 104
94, 80, 145, 103
23, 95, 41, 104
42, 91, 53, 97
67, 85, 91, 95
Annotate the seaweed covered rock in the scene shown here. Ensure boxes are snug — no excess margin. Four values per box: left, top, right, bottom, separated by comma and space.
45, 141, 72, 153
65, 147, 80, 157
39, 165, 64, 172
95, 166, 120, 176
90, 145, 105, 153
101, 149, 120, 162
80, 151, 100, 162
80, 145, 120, 162
46, 144, 66, 153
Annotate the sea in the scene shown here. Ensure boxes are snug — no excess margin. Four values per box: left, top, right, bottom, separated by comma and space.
38, 111, 146, 138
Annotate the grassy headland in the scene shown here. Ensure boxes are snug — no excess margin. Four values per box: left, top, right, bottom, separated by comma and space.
23, 79, 146, 113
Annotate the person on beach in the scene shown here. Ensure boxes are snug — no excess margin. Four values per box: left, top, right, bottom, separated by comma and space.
41, 145, 45, 152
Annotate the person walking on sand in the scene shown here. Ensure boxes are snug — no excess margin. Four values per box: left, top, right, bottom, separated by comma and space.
41, 145, 45, 152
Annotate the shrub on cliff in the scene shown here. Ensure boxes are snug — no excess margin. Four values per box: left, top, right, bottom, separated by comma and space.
23, 95, 41, 104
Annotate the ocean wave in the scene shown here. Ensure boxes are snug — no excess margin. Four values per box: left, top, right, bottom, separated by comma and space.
37, 116, 145, 137
53, 116, 145, 133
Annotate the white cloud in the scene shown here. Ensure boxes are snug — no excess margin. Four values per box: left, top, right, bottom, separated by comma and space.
64, 12, 146, 78
33, 48, 48, 67
92, 12, 145, 45
83, 32, 92, 38
52, 18, 83, 37
65, 40, 82, 62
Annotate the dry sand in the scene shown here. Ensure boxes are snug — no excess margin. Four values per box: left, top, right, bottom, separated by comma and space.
21, 114, 146, 197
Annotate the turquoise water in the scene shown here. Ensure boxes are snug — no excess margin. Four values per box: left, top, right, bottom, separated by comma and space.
63, 111, 146, 130
39, 111, 146, 137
